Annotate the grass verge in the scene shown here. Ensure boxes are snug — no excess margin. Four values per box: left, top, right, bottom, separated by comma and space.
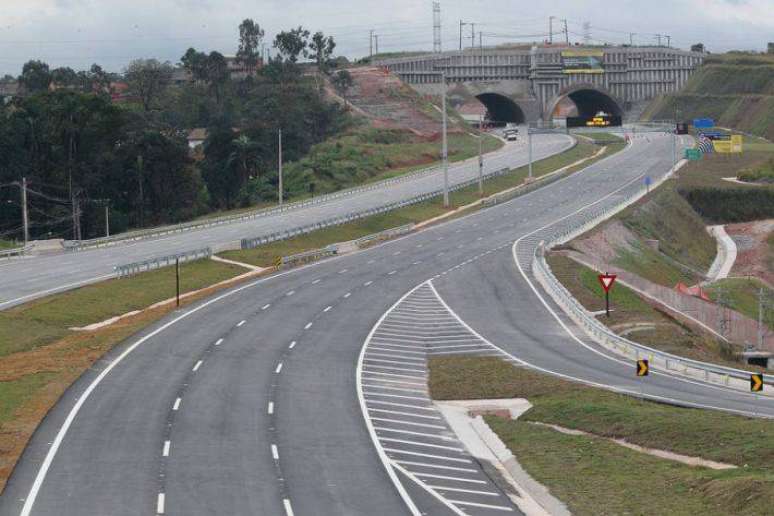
429, 356, 774, 515
705, 278, 774, 330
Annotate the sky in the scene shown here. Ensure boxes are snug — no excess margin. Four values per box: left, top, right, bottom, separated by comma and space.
0, 0, 772, 76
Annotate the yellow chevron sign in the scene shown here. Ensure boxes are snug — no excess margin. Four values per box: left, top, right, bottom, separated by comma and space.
637, 359, 649, 377
751, 374, 764, 392
275, 256, 283, 268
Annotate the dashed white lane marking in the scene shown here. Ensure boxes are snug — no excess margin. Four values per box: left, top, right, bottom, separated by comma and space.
304, 322, 313, 330
364, 281, 373, 286
192, 360, 203, 372
344, 292, 351, 298
339, 269, 348, 274
283, 499, 295, 516
173, 398, 181, 411
262, 303, 271, 310
162, 441, 171, 457
312, 279, 321, 284
275, 363, 283, 374
271, 444, 279, 460
215, 338, 223, 346
286, 290, 295, 296
289, 341, 297, 349
324, 306, 332, 312
156, 493, 165, 514
237, 320, 246, 327
268, 402, 274, 414
368, 259, 376, 264
412, 261, 422, 265
393, 251, 401, 256
388, 270, 397, 275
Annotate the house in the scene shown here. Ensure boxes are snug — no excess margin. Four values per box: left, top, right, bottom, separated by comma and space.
187, 128, 208, 149
0, 81, 19, 103
224, 55, 264, 80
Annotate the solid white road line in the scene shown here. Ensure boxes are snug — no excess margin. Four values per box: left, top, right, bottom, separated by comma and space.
162, 441, 171, 457
268, 402, 274, 414
283, 499, 295, 516
304, 322, 312, 330
275, 363, 283, 374
192, 360, 203, 372
384, 449, 471, 463
156, 493, 165, 514
397, 462, 477, 473
237, 320, 246, 327
271, 444, 279, 460
173, 398, 181, 411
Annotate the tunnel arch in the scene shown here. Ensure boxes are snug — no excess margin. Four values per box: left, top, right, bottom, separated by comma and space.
547, 85, 624, 120
476, 93, 525, 125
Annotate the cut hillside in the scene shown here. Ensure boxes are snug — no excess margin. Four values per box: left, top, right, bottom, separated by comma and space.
642, 53, 774, 140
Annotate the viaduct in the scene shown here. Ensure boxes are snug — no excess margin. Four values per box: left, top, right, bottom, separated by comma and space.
375, 45, 704, 124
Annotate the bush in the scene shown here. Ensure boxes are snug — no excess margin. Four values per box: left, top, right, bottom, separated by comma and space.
679, 186, 774, 223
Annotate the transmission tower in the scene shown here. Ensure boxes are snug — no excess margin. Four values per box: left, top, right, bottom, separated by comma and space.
433, 2, 442, 53
582, 22, 591, 45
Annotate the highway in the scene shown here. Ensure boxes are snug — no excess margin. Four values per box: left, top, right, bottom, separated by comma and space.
4, 132, 772, 516
0, 133, 573, 310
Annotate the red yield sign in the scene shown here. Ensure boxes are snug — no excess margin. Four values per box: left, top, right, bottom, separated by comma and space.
598, 273, 617, 293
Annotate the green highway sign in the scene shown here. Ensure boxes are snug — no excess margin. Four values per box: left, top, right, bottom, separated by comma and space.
685, 149, 702, 161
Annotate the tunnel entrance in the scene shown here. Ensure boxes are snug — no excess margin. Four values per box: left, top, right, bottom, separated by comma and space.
551, 88, 623, 119
476, 93, 525, 126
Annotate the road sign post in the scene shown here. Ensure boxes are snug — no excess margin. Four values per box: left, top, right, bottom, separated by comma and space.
598, 273, 617, 317
644, 175, 652, 194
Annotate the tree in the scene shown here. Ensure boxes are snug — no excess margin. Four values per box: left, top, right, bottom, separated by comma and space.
274, 27, 310, 63
205, 52, 229, 104
310, 31, 336, 73
125, 59, 173, 112
51, 67, 78, 88
181, 47, 208, 83
19, 60, 51, 93
236, 19, 264, 74
227, 134, 259, 184
332, 70, 354, 106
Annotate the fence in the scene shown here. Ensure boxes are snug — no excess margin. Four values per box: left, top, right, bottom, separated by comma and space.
354, 223, 415, 248
0, 245, 31, 259
524, 158, 773, 391
114, 247, 212, 278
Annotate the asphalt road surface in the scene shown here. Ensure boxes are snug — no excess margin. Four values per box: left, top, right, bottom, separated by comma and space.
4, 132, 771, 516
0, 133, 572, 310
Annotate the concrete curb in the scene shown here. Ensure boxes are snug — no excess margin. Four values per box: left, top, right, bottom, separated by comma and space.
706, 225, 737, 282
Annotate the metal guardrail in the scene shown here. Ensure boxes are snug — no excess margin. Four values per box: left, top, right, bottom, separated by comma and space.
64, 159, 469, 252
354, 223, 415, 248
114, 247, 212, 278
241, 167, 511, 251
0, 245, 31, 259
529, 162, 771, 391
280, 246, 339, 268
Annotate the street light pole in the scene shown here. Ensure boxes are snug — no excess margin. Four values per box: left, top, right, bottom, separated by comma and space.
21, 177, 29, 244
441, 71, 449, 208
105, 203, 110, 237
528, 128, 533, 179
478, 115, 484, 195
278, 129, 283, 206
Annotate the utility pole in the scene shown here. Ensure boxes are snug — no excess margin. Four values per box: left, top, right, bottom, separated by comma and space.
470, 23, 476, 49
278, 129, 284, 206
758, 288, 766, 350
478, 115, 484, 195
432, 1, 442, 53
374, 34, 379, 55
441, 72, 449, 208
656, 34, 662, 47
563, 19, 569, 45
629, 32, 635, 46
479, 31, 484, 79
104, 203, 110, 237
665, 35, 671, 48
21, 177, 29, 244
459, 20, 466, 51
369, 30, 374, 57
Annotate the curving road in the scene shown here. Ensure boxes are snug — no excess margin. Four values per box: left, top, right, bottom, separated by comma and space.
3, 132, 771, 516
0, 133, 573, 310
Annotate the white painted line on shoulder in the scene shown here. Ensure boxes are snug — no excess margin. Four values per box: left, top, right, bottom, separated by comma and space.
289, 341, 297, 349
283, 499, 295, 516
324, 306, 332, 312
262, 303, 271, 310
192, 360, 203, 372
215, 338, 223, 346
271, 444, 279, 460
268, 402, 274, 414
237, 320, 246, 327
162, 441, 171, 457
173, 398, 181, 411
275, 363, 283, 374
156, 493, 165, 514
304, 322, 312, 330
